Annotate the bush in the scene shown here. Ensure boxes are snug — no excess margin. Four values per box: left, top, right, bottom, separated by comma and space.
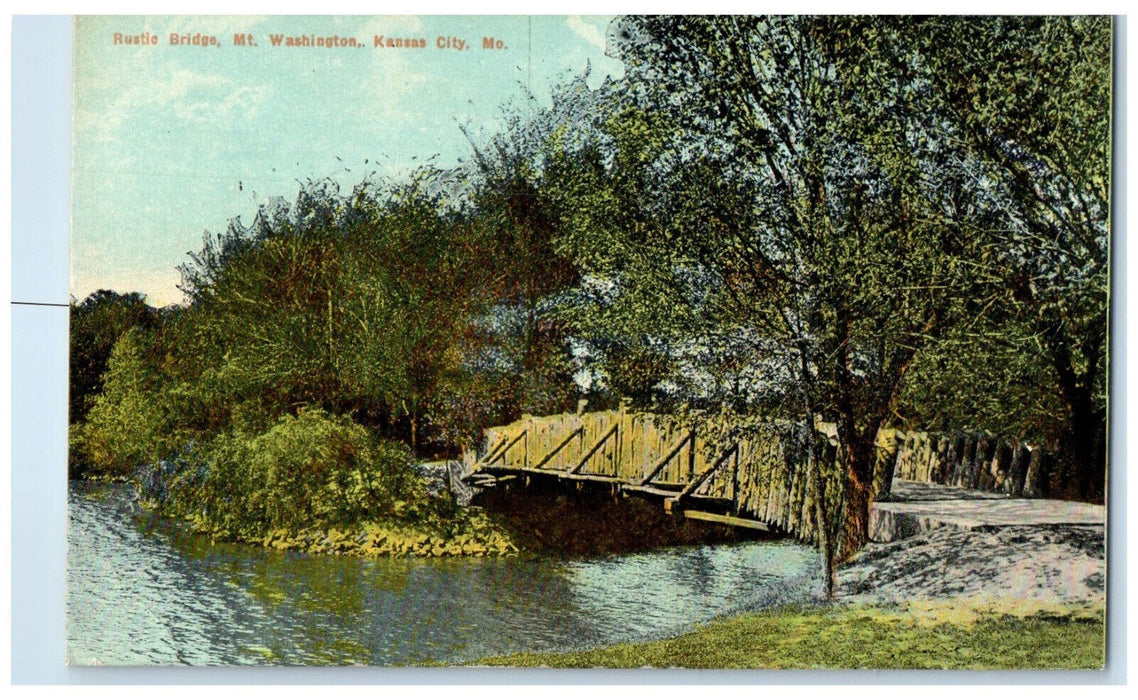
72, 330, 184, 477
69, 290, 155, 425
167, 409, 428, 539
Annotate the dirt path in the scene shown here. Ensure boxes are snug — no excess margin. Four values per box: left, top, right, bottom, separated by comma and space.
838, 524, 1106, 608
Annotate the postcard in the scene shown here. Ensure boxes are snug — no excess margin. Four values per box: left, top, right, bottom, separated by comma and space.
65, 15, 1110, 669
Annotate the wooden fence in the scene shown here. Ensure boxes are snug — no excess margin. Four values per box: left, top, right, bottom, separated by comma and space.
887, 430, 1056, 498
465, 407, 1067, 544
468, 407, 870, 544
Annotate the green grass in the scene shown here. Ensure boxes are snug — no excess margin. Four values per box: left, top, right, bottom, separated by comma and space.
474, 602, 1105, 669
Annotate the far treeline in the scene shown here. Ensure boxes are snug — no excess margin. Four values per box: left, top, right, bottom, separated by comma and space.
70, 17, 1109, 567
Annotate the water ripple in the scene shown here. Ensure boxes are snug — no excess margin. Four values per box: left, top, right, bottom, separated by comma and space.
67, 482, 821, 666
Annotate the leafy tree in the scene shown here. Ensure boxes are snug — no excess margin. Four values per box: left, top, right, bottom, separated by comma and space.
172, 178, 486, 455
430, 84, 601, 446
72, 325, 187, 477
69, 289, 155, 425
900, 16, 1111, 501
558, 18, 982, 591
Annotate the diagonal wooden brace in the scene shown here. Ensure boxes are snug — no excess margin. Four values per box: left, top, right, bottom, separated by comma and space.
637, 430, 694, 486
669, 442, 739, 509
475, 435, 509, 469
480, 430, 526, 469
565, 423, 618, 476
532, 426, 584, 471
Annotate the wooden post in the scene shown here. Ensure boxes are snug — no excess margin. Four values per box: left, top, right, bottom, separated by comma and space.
1007, 442, 1029, 497
873, 428, 899, 501
992, 440, 1014, 493
947, 435, 964, 487
688, 424, 697, 481
978, 438, 998, 491
618, 398, 631, 477
732, 446, 740, 513
893, 432, 908, 480
933, 436, 951, 484
904, 432, 919, 480
519, 414, 532, 472
960, 435, 974, 487
1023, 444, 1047, 498
969, 436, 990, 489
919, 433, 933, 482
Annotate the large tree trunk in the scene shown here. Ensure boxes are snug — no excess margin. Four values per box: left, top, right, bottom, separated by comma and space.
809, 435, 838, 600
839, 428, 880, 561
1026, 278, 1107, 504
1060, 400, 1107, 503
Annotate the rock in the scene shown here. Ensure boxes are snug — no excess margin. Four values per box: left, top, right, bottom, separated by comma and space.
448, 459, 477, 507
412, 461, 452, 497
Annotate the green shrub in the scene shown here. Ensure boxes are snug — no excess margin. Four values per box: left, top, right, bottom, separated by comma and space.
69, 290, 155, 425
72, 330, 185, 477
169, 409, 427, 539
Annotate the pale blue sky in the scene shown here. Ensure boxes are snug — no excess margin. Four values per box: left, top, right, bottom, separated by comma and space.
71, 15, 623, 306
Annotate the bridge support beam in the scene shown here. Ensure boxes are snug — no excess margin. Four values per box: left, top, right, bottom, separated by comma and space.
676, 509, 772, 532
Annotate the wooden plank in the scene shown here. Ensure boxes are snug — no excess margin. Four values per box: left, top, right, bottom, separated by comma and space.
561, 473, 624, 483
566, 422, 618, 476
464, 473, 517, 486
623, 484, 684, 498
531, 426, 584, 471
677, 509, 773, 532
637, 430, 693, 486
489, 465, 574, 477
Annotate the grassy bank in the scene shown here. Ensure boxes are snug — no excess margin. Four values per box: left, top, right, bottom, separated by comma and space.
475, 601, 1105, 669
196, 511, 518, 558
123, 409, 520, 559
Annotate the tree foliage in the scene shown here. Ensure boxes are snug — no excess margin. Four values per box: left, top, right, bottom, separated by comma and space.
557, 17, 989, 567
69, 289, 156, 426
897, 16, 1111, 500
68, 16, 1110, 572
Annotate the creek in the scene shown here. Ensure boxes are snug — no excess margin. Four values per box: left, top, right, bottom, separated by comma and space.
67, 481, 823, 666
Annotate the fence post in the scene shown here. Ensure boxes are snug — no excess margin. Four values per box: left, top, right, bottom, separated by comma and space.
1023, 444, 1047, 498
968, 436, 989, 489
688, 423, 697, 481
873, 428, 899, 501
947, 435, 965, 486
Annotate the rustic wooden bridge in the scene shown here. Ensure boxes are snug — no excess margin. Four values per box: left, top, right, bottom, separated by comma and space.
461, 407, 1099, 545
462, 406, 887, 544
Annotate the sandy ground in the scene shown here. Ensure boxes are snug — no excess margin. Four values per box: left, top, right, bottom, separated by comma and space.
838, 524, 1106, 609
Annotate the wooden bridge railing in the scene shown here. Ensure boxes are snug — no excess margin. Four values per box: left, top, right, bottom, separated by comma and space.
464, 407, 1068, 545
887, 430, 1058, 499
464, 407, 853, 544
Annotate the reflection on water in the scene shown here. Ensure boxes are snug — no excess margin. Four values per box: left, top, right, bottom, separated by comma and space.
67, 482, 822, 666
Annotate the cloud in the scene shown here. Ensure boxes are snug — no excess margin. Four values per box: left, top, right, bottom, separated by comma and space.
566, 15, 608, 52
75, 66, 232, 144
179, 83, 273, 123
